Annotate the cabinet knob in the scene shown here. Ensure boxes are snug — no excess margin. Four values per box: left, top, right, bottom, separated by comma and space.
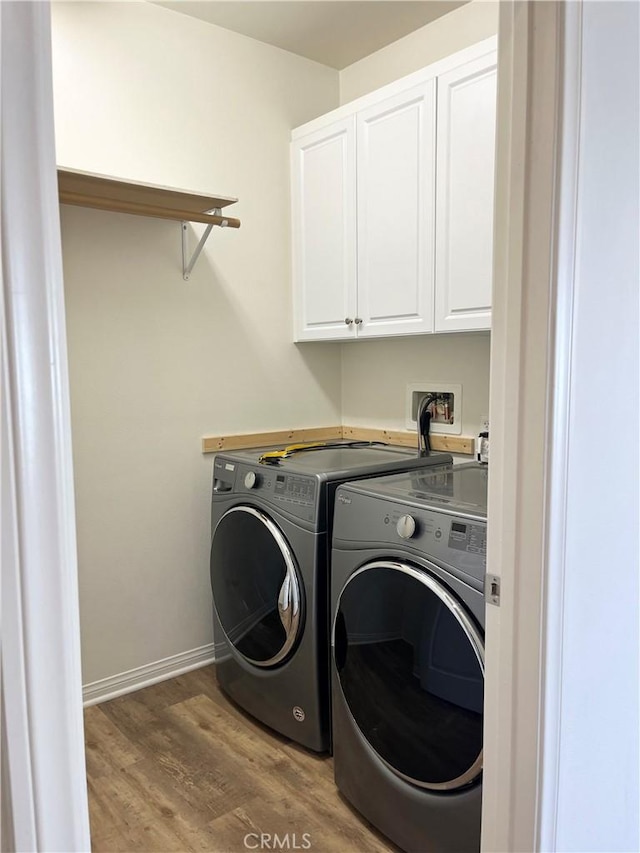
344, 318, 353, 326
354, 318, 363, 325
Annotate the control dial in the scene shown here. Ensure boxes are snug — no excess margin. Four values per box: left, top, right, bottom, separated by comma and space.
244, 471, 261, 489
396, 515, 417, 540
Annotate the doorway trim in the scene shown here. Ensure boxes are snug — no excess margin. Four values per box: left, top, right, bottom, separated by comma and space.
1, 3, 91, 849
482, 2, 575, 850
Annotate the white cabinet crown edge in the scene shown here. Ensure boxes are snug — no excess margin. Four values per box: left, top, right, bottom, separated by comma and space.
291, 36, 498, 140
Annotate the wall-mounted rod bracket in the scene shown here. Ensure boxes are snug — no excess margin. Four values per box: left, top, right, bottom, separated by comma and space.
182, 209, 227, 280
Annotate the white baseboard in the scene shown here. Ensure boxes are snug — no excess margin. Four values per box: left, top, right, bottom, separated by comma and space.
82, 643, 216, 707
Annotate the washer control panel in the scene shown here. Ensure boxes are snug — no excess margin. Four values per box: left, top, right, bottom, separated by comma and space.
212, 457, 318, 523
273, 473, 316, 507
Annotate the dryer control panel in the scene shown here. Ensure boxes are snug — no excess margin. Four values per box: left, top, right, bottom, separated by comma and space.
447, 520, 486, 556
332, 489, 486, 589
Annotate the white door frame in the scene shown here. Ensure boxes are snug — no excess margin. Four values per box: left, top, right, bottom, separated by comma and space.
482, 2, 566, 848
483, 2, 639, 851
1, 3, 90, 850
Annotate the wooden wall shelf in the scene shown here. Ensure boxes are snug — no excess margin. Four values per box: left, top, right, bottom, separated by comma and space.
57, 168, 241, 227
202, 426, 475, 456
57, 168, 241, 279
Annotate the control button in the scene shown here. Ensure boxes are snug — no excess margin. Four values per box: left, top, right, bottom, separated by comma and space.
396, 515, 416, 540
435, 529, 442, 540
244, 471, 260, 489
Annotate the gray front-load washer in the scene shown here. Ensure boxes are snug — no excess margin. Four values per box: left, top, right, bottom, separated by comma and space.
331, 462, 488, 851
209, 442, 452, 753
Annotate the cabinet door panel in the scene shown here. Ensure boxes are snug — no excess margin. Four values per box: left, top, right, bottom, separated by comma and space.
357, 83, 436, 338
292, 118, 357, 341
435, 52, 497, 332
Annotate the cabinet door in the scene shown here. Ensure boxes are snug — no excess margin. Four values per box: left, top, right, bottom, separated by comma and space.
435, 51, 497, 332
356, 82, 436, 338
291, 117, 357, 341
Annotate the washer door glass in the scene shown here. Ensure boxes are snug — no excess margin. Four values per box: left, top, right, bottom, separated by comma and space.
333, 560, 484, 790
211, 506, 304, 667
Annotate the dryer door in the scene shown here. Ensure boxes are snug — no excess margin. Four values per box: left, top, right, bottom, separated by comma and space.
333, 559, 484, 790
211, 506, 304, 667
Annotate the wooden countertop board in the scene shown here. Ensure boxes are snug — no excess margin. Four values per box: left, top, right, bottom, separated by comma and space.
202, 426, 474, 455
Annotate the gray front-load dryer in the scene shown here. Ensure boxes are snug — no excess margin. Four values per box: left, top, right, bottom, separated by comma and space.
209, 442, 452, 753
331, 462, 488, 851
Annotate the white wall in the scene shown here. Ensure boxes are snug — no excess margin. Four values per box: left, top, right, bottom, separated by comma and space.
337, 0, 498, 439
341, 334, 490, 436
51, 1, 341, 684
339, 0, 499, 104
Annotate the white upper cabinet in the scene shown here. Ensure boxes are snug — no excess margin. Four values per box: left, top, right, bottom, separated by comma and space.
291, 37, 497, 342
291, 117, 356, 341
356, 82, 435, 338
435, 52, 497, 332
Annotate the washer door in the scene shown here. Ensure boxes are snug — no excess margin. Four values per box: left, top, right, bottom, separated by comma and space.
211, 506, 304, 667
333, 559, 484, 791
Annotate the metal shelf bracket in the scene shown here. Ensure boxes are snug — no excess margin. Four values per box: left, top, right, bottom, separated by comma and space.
182, 209, 227, 280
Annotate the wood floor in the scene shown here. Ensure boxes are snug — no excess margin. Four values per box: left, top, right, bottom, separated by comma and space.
85, 665, 399, 853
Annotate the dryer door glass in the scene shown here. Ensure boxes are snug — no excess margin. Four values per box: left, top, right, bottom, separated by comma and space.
333, 560, 484, 790
211, 506, 304, 667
